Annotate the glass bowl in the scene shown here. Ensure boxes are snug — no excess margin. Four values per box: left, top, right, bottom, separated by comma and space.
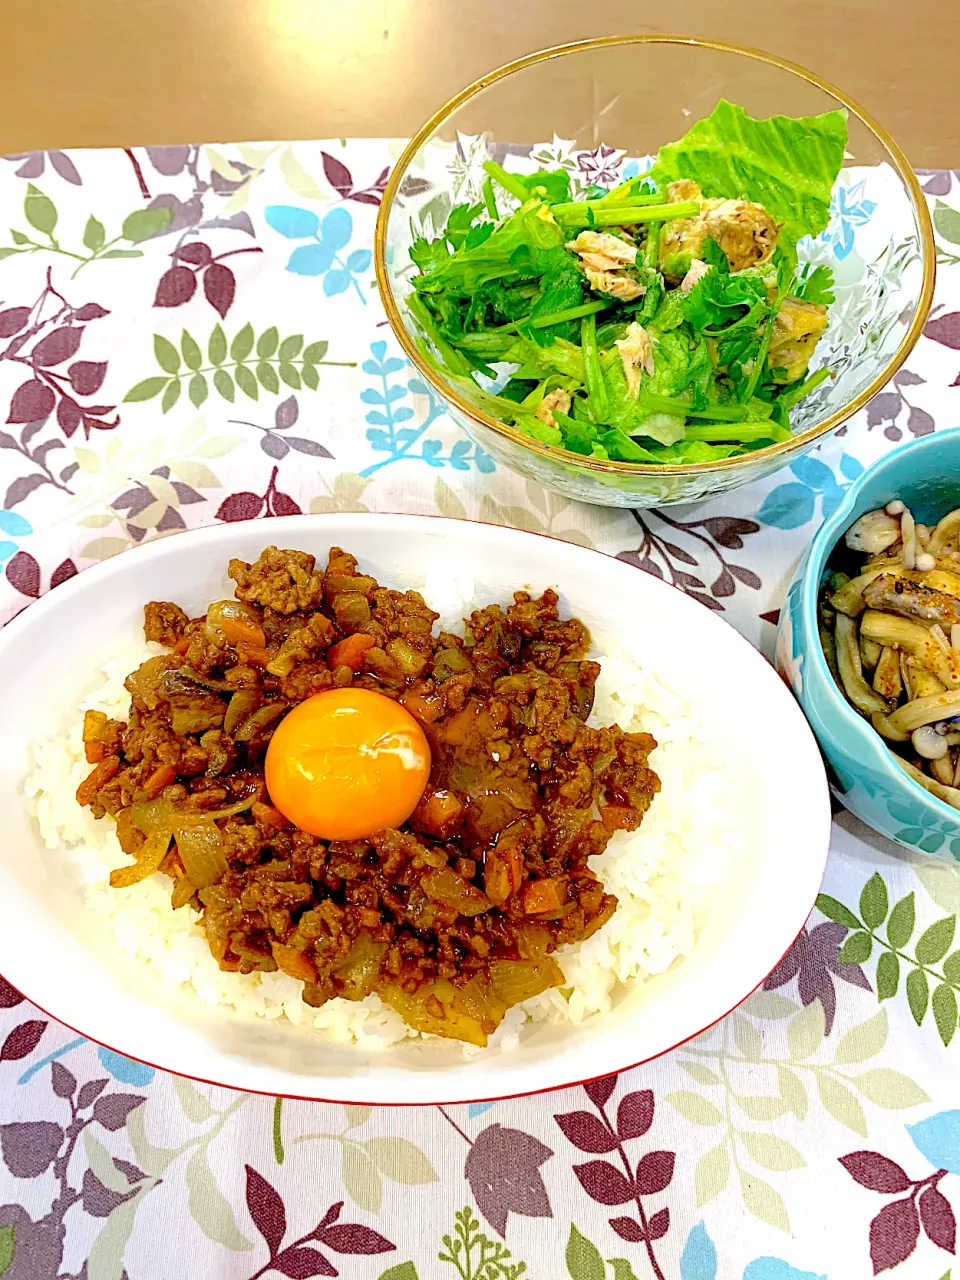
374, 36, 935, 508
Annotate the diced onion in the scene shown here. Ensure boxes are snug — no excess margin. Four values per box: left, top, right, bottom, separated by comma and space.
174, 823, 229, 889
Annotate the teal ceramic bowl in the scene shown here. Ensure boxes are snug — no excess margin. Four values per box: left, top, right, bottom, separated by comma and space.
777, 430, 960, 860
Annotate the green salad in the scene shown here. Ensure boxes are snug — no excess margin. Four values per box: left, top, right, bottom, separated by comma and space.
407, 101, 848, 465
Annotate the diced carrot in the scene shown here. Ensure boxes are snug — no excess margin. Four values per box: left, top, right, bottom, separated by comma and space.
238, 645, 274, 667
414, 789, 464, 839
326, 632, 376, 672
252, 801, 291, 830
601, 805, 637, 831
143, 763, 177, 799
523, 877, 568, 915
271, 943, 318, 984
76, 757, 120, 807
220, 616, 266, 649
84, 741, 107, 764
484, 846, 523, 906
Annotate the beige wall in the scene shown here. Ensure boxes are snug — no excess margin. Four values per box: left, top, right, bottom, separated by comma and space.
2, 0, 956, 165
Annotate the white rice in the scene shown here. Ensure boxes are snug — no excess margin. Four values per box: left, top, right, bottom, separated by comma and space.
22, 586, 739, 1055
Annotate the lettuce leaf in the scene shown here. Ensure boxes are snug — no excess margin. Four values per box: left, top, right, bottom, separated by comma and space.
601, 357, 687, 445
624, 438, 744, 463
649, 100, 847, 242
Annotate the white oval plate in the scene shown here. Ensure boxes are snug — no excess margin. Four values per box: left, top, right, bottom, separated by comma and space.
0, 515, 830, 1103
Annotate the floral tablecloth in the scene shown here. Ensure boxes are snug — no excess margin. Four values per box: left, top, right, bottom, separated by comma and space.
0, 139, 959, 1280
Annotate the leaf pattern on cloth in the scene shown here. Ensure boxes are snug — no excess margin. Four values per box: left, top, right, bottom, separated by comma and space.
463, 1123, 553, 1238
0, 143, 959, 1280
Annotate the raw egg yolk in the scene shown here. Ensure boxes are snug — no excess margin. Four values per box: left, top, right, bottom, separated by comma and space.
264, 688, 431, 840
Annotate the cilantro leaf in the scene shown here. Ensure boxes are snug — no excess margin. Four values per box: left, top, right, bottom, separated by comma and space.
415, 201, 565, 295
796, 263, 836, 305
444, 201, 485, 249
681, 267, 769, 333
410, 235, 450, 275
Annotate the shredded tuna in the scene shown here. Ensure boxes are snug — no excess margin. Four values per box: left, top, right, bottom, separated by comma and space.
565, 230, 638, 271
536, 388, 572, 425
614, 322, 655, 397
583, 268, 645, 301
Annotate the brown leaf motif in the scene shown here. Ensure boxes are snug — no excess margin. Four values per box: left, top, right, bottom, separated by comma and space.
0, 976, 24, 1008
0, 1121, 63, 1178
573, 1159, 634, 1205
246, 1164, 287, 1254
584, 1075, 618, 1108
50, 1061, 76, 1099
618, 510, 761, 612
91, 1092, 145, 1131
0, 1018, 46, 1059
155, 265, 197, 307
7, 380, 55, 426
0, 1204, 64, 1280
617, 1091, 655, 1141
81, 1167, 135, 1217
554, 1111, 620, 1154
870, 1197, 920, 1273
926, 312, 960, 349
839, 1152, 912, 1194
464, 1123, 553, 1238
840, 1148, 957, 1272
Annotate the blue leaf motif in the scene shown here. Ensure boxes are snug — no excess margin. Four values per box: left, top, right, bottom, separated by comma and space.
364, 411, 390, 426
366, 428, 392, 451
407, 378, 430, 395
422, 439, 443, 466
360, 388, 387, 405
468, 1102, 497, 1118
0, 510, 32, 536
919, 832, 946, 853
392, 407, 414, 423
395, 429, 418, 447
790, 456, 835, 490
840, 453, 864, 481
265, 206, 320, 239
97, 1047, 155, 1086
680, 1222, 717, 1280
320, 208, 353, 251
757, 483, 816, 530
378, 358, 406, 376
287, 243, 335, 276
0, 540, 19, 565
450, 440, 471, 471
819, 484, 846, 520
743, 1262, 826, 1280
363, 359, 388, 376
323, 269, 351, 297
908, 1110, 960, 1173
347, 248, 372, 273
383, 385, 408, 404
371, 340, 387, 360
476, 449, 495, 474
